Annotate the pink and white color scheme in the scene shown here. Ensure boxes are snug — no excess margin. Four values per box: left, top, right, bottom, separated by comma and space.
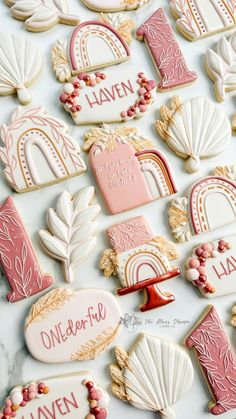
170, 0, 236, 41
185, 306, 236, 415
24, 288, 122, 363
0, 373, 109, 419
136, 9, 197, 90
0, 197, 53, 303
81, 0, 150, 12
83, 125, 177, 214
168, 166, 236, 243
100, 216, 180, 312
0, 106, 86, 193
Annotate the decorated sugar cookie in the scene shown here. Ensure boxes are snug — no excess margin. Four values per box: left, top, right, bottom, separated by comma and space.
136, 9, 197, 91
110, 333, 194, 418
185, 305, 236, 415
24, 288, 122, 363
231, 304, 236, 326
39, 187, 101, 283
0, 196, 53, 303
52, 14, 135, 82
100, 216, 180, 312
185, 237, 236, 298
205, 32, 236, 102
5, 0, 80, 32
156, 96, 231, 173
168, 165, 236, 243
170, 0, 236, 41
60, 70, 156, 124
81, 0, 150, 12
0, 372, 109, 418
0, 106, 86, 193
83, 125, 177, 214
0, 34, 42, 104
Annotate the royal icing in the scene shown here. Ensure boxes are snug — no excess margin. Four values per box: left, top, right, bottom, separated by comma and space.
156, 96, 231, 173
205, 31, 236, 102
0, 196, 53, 303
81, 0, 150, 12
185, 237, 236, 298
168, 165, 236, 243
110, 333, 194, 419
0, 373, 109, 419
170, 0, 236, 41
185, 306, 236, 415
52, 14, 134, 82
136, 9, 197, 90
100, 216, 180, 312
60, 70, 157, 124
24, 288, 122, 363
39, 187, 101, 283
83, 125, 177, 214
0, 34, 42, 104
0, 106, 86, 193
6, 0, 81, 32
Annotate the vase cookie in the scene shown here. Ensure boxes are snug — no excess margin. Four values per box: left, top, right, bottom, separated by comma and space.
100, 216, 181, 312
185, 305, 236, 415
205, 32, 236, 102
156, 96, 231, 173
39, 187, 101, 284
170, 0, 236, 41
185, 236, 236, 298
0, 372, 109, 419
59, 69, 157, 124
0, 106, 86, 193
110, 333, 194, 418
81, 0, 150, 12
168, 165, 236, 243
25, 288, 122, 363
5, 0, 81, 32
0, 196, 53, 303
52, 14, 135, 82
136, 9, 197, 91
83, 125, 177, 214
0, 34, 42, 104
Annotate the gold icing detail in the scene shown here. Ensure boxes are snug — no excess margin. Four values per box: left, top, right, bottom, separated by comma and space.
99, 249, 119, 277
99, 13, 135, 45
168, 205, 188, 229
151, 236, 179, 260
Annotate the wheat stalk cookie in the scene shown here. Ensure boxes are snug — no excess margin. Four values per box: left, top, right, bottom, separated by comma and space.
81, 0, 150, 12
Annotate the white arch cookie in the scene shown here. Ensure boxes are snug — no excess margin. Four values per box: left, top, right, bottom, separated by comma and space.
0, 33, 42, 104
81, 0, 150, 12
0, 106, 86, 193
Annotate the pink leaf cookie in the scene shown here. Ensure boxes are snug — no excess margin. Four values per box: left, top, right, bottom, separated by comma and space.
0, 196, 53, 303
100, 215, 180, 312
185, 305, 236, 415
81, 0, 150, 12
0, 106, 86, 193
83, 125, 177, 214
24, 288, 122, 363
136, 9, 197, 90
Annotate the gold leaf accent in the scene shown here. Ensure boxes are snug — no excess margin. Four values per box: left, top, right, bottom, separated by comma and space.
52, 44, 68, 66
99, 249, 119, 277
232, 114, 236, 132
111, 383, 130, 402
168, 206, 188, 230
117, 20, 136, 45
155, 120, 168, 141
213, 165, 236, 181
231, 305, 236, 327
70, 325, 120, 360
156, 96, 182, 140
151, 236, 179, 260
25, 288, 74, 330
129, 137, 155, 152
115, 346, 130, 369
110, 364, 125, 386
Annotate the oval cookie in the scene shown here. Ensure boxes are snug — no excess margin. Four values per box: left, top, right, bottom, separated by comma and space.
81, 0, 150, 11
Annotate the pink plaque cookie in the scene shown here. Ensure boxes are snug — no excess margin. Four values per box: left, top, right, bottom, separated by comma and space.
136, 9, 197, 90
0, 196, 53, 303
0, 372, 109, 419
185, 305, 236, 415
100, 216, 180, 312
25, 288, 122, 363
83, 125, 177, 214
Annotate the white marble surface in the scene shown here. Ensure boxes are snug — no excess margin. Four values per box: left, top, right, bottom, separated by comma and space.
0, 0, 236, 418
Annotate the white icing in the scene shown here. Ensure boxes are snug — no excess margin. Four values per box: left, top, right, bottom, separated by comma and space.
0, 33, 42, 104
39, 187, 101, 283
81, 0, 150, 11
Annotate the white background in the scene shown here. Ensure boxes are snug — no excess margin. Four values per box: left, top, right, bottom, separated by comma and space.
0, 0, 236, 418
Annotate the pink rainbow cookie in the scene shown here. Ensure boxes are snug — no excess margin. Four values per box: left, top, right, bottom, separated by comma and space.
0, 196, 53, 303
83, 125, 177, 214
185, 305, 236, 415
136, 9, 197, 90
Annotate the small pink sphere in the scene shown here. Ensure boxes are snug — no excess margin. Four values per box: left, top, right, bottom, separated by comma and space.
186, 268, 199, 281
3, 407, 11, 415
196, 247, 203, 256
198, 266, 206, 275
139, 105, 148, 113
5, 401, 12, 408
59, 93, 68, 104
189, 258, 200, 269
226, 242, 232, 249
201, 251, 209, 258
127, 110, 135, 117
121, 111, 127, 118
90, 79, 97, 87
28, 392, 36, 400
96, 77, 102, 83
11, 414, 17, 418
219, 240, 226, 246
28, 384, 36, 392
20, 401, 26, 407
138, 88, 146, 96
194, 279, 202, 287
78, 72, 87, 80
202, 243, 213, 252
199, 274, 207, 283
148, 80, 156, 88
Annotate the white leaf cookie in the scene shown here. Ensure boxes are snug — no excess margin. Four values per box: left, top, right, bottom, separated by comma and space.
156, 96, 231, 173
81, 0, 150, 12
205, 32, 236, 102
0, 33, 42, 104
110, 333, 194, 419
39, 187, 101, 283
5, 0, 80, 32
